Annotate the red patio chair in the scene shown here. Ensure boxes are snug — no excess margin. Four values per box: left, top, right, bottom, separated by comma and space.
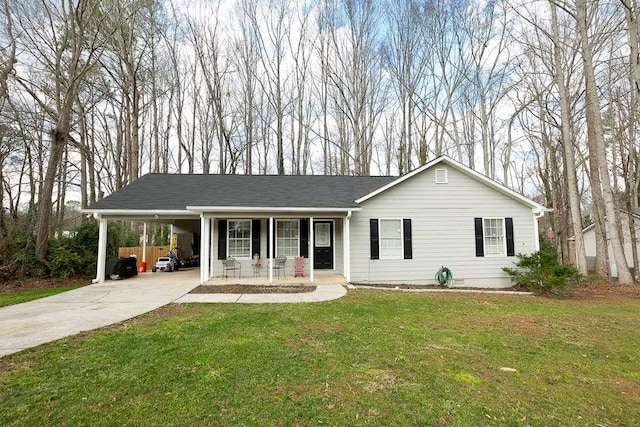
293, 256, 304, 277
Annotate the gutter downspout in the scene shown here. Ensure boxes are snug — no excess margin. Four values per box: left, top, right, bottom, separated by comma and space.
533, 210, 546, 252
93, 213, 108, 283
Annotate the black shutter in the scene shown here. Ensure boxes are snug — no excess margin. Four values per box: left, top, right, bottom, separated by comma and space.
505, 217, 515, 257
370, 219, 379, 260
403, 219, 412, 259
252, 220, 261, 258
300, 218, 309, 258
217, 220, 227, 260
474, 218, 484, 257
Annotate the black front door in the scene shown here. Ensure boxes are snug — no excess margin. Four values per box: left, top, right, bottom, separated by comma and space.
313, 221, 333, 269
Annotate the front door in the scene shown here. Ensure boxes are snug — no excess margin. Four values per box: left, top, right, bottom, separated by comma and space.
314, 221, 334, 270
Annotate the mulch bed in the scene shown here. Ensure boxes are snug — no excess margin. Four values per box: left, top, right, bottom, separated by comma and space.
562, 281, 640, 299
0, 277, 91, 293
190, 285, 317, 294
354, 281, 640, 299
353, 283, 529, 292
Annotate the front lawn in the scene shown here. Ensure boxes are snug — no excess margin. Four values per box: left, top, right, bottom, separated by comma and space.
0, 287, 80, 307
1, 290, 639, 425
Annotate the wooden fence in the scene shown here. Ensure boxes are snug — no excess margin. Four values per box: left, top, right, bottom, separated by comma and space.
118, 246, 171, 265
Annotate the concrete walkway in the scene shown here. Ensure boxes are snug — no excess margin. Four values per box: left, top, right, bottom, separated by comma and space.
0, 269, 201, 358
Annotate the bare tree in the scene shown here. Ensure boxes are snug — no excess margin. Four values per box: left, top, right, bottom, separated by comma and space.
327, 0, 387, 176
573, 0, 633, 283
13, 0, 115, 262
548, 1, 587, 274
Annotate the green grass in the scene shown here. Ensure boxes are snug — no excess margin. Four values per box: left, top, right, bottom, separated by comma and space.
1, 290, 639, 426
0, 287, 79, 307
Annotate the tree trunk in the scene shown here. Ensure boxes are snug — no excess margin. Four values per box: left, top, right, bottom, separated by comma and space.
35, 128, 66, 262
576, 0, 633, 283
550, 2, 587, 274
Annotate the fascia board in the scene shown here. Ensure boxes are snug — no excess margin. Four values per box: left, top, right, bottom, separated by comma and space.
82, 209, 195, 216
186, 206, 362, 213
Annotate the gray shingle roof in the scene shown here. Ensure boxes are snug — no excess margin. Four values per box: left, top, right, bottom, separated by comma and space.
89, 174, 398, 211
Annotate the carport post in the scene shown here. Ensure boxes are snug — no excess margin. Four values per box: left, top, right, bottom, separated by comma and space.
142, 222, 147, 263
93, 214, 107, 283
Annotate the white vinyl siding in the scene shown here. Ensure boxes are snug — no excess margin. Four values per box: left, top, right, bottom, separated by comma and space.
277, 219, 299, 257
228, 220, 251, 259
483, 218, 506, 256
379, 219, 403, 259
349, 165, 538, 288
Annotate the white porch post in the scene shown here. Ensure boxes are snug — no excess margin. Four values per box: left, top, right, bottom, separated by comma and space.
142, 222, 147, 263
269, 217, 274, 284
200, 214, 206, 284
309, 217, 314, 283
200, 214, 212, 284
209, 217, 215, 277
344, 211, 351, 282
93, 215, 108, 283
170, 224, 174, 249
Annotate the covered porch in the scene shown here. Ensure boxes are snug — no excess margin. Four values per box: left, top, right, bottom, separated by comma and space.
193, 209, 354, 285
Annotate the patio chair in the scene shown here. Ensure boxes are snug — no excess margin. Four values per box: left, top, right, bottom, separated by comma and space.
293, 256, 304, 277
273, 256, 287, 278
222, 257, 241, 279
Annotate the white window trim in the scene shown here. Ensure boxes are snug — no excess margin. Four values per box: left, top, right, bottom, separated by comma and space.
482, 217, 507, 257
276, 218, 300, 258
435, 168, 448, 184
379, 218, 404, 260
227, 219, 252, 260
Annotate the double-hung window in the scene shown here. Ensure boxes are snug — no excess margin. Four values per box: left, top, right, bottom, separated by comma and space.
276, 219, 299, 257
228, 220, 251, 259
474, 217, 514, 257
483, 218, 505, 256
379, 219, 403, 259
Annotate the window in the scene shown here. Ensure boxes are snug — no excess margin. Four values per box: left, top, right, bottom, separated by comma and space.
483, 218, 505, 256
276, 219, 299, 257
435, 168, 448, 184
379, 219, 403, 258
228, 220, 251, 259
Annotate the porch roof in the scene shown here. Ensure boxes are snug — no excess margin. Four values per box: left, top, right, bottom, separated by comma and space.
86, 174, 396, 213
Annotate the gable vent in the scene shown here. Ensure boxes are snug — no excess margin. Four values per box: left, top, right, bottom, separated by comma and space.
435, 168, 448, 184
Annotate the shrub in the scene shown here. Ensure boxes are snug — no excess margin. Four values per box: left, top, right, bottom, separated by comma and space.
503, 240, 582, 295
46, 243, 83, 278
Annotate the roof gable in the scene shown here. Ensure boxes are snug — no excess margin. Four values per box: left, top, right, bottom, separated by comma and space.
355, 155, 549, 212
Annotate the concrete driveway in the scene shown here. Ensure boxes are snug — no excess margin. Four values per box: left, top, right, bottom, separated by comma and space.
0, 269, 200, 358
